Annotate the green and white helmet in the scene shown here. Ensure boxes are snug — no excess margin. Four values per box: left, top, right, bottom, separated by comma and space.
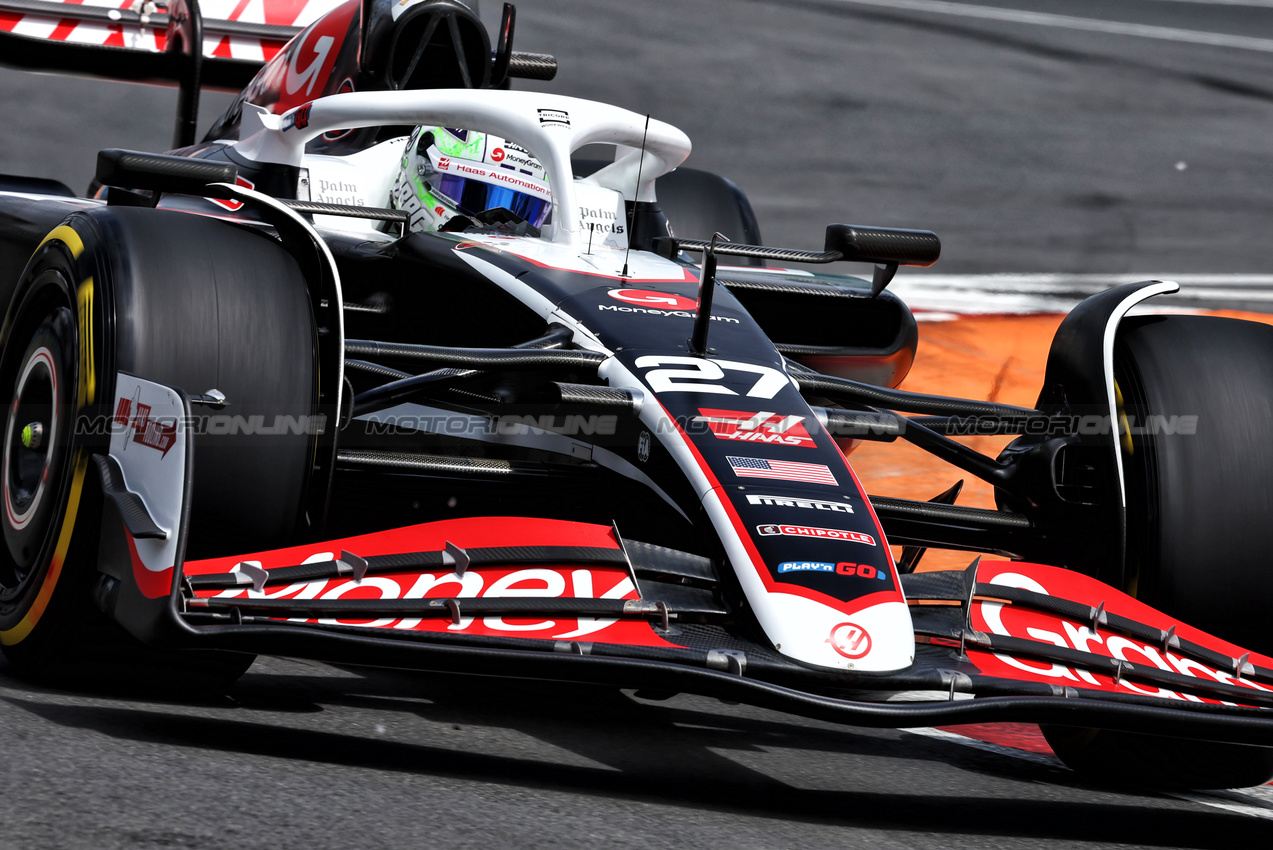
390, 126, 553, 233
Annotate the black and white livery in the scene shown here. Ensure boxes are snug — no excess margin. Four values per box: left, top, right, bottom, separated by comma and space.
3, 0, 1273, 793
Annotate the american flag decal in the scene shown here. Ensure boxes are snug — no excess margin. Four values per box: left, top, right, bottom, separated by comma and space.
726, 456, 838, 486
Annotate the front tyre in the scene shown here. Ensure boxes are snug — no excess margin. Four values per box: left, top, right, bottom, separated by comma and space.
0, 236, 101, 672
1, 210, 320, 692
1044, 315, 1273, 790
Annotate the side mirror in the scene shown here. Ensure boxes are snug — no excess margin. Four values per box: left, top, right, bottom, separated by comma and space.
824, 224, 941, 267
824, 224, 941, 295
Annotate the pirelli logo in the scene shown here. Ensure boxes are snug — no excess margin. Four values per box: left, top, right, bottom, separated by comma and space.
745, 494, 853, 514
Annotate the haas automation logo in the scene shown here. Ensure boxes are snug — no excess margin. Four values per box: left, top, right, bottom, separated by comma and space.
694, 409, 816, 447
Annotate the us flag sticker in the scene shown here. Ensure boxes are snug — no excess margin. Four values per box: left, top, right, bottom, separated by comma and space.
726, 456, 838, 486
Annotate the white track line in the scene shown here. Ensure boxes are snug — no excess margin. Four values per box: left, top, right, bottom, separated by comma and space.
902, 726, 1066, 767
905, 274, 1273, 287
1150, 1, 1273, 7
829, 0, 1273, 52
904, 727, 1273, 819
891, 273, 1273, 315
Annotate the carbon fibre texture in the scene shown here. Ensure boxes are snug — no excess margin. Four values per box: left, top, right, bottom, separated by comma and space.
344, 339, 604, 370
719, 276, 869, 299
97, 148, 235, 195
286, 200, 408, 223
552, 382, 636, 407
343, 359, 410, 380
870, 496, 1031, 529
824, 224, 941, 267
796, 372, 1043, 418
677, 239, 839, 264
336, 449, 514, 474
507, 52, 558, 81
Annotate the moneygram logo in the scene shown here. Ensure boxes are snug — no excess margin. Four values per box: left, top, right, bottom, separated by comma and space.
756, 524, 876, 546
695, 409, 815, 447
607, 289, 698, 310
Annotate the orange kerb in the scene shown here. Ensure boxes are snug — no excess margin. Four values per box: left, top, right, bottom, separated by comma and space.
851, 309, 1273, 572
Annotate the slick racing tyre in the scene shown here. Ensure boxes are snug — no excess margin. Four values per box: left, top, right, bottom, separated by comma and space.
0, 211, 319, 690
0, 232, 100, 673
1044, 315, 1273, 789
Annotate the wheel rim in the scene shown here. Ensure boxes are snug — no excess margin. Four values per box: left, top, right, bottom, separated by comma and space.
3, 347, 58, 536
0, 304, 74, 601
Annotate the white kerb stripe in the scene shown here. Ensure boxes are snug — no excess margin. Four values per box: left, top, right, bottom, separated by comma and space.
828, 0, 1273, 53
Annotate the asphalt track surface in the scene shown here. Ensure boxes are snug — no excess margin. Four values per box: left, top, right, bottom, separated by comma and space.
5, 0, 1273, 847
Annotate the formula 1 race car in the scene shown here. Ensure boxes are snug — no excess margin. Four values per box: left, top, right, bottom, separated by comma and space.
3, 0, 1273, 792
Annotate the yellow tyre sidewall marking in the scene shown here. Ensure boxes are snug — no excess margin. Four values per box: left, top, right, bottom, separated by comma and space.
1114, 381, 1134, 458
36, 225, 85, 260
0, 452, 89, 645
0, 226, 92, 645
77, 278, 94, 407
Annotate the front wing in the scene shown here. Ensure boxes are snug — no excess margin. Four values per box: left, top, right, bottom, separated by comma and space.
87, 376, 1273, 748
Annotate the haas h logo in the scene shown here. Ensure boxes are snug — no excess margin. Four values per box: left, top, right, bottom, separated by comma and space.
828, 622, 872, 659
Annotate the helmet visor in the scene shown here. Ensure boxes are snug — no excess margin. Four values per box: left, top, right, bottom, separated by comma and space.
432, 173, 552, 228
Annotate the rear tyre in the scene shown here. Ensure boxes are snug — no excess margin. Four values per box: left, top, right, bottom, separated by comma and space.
1044, 315, 1273, 789
0, 210, 320, 692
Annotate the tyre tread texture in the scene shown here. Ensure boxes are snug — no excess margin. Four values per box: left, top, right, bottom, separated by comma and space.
99, 207, 317, 557
1118, 315, 1273, 654
1045, 314, 1273, 790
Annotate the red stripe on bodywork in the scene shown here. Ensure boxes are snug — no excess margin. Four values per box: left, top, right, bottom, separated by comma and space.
965, 560, 1273, 704
184, 516, 621, 576
836, 446, 897, 571
125, 526, 174, 599
180, 517, 679, 648
655, 397, 905, 617
937, 723, 1055, 756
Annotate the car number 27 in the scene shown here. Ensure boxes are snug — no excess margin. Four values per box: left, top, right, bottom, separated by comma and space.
634, 356, 789, 399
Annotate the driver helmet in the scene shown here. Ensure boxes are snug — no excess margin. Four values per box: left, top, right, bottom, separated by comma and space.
391, 126, 553, 233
